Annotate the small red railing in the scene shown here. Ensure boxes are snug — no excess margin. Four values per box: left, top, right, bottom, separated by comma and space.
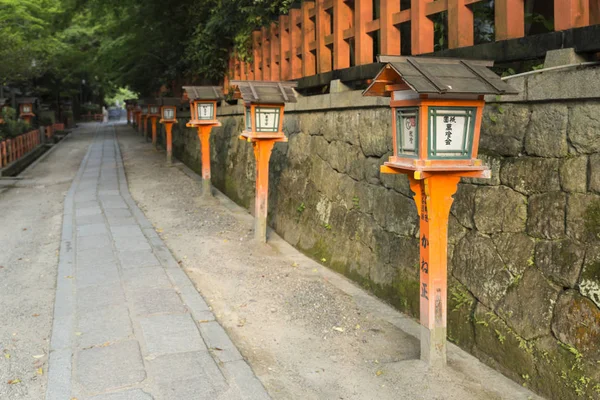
225, 0, 600, 84
0, 130, 41, 168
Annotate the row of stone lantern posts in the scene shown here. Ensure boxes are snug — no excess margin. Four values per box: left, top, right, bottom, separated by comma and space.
125, 57, 516, 368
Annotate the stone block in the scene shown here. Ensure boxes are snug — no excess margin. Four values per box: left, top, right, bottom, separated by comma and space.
566, 193, 600, 242
500, 157, 561, 195
580, 244, 600, 308
496, 268, 560, 340
560, 155, 588, 193
76, 214, 106, 225
140, 314, 206, 355
148, 351, 227, 400
543, 48, 587, 68
357, 109, 391, 157
447, 279, 476, 351
221, 360, 271, 400
198, 321, 243, 363
552, 290, 600, 361
110, 225, 145, 238
492, 233, 535, 277
77, 235, 111, 251
589, 154, 600, 193
118, 250, 160, 268
380, 167, 412, 197
77, 284, 126, 315
76, 341, 146, 394
77, 305, 133, 349
114, 237, 152, 252
104, 208, 133, 218
121, 267, 171, 290
526, 192, 567, 239
128, 288, 186, 316
462, 154, 502, 186
373, 189, 418, 236
480, 104, 530, 156
76, 262, 120, 288
452, 232, 512, 309
77, 223, 108, 237
568, 103, 600, 154
535, 239, 584, 288
89, 389, 153, 400
474, 186, 527, 234
451, 184, 477, 229
524, 104, 568, 157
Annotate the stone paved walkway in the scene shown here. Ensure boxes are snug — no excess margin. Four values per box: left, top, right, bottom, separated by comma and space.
46, 124, 270, 400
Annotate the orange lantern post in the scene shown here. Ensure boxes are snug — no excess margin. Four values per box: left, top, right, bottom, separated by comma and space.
158, 98, 179, 164
148, 101, 161, 146
18, 98, 36, 125
140, 101, 151, 140
182, 86, 224, 197
231, 80, 298, 242
125, 99, 135, 125
364, 56, 517, 367
133, 103, 142, 131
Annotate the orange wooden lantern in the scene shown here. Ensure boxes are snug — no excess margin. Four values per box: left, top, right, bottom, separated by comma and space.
183, 86, 224, 196
231, 80, 298, 242
140, 100, 152, 139
18, 98, 36, 125
158, 97, 180, 165
364, 56, 517, 367
133, 103, 142, 130
125, 99, 136, 125
147, 100, 161, 145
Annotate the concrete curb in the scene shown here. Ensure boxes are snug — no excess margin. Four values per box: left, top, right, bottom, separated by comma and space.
112, 124, 271, 399
46, 125, 97, 400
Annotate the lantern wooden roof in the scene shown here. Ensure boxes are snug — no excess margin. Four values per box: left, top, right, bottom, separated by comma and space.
142, 98, 157, 105
182, 86, 224, 101
230, 81, 298, 104
364, 56, 518, 97
159, 97, 182, 106
17, 97, 37, 104
125, 99, 138, 105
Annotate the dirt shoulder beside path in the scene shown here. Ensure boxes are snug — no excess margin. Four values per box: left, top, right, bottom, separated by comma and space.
0, 124, 95, 399
117, 124, 541, 400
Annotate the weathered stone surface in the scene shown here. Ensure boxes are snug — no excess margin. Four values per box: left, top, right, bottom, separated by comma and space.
497, 268, 560, 340
451, 184, 477, 229
474, 186, 527, 234
492, 233, 535, 277
560, 156, 588, 193
473, 303, 537, 385
535, 239, 585, 288
580, 244, 600, 308
480, 104, 530, 156
524, 104, 568, 157
373, 189, 418, 236
380, 166, 412, 197
462, 154, 501, 186
452, 232, 512, 309
566, 193, 600, 242
527, 192, 567, 239
552, 290, 600, 361
500, 157, 561, 194
357, 109, 392, 157
568, 103, 600, 154
589, 154, 600, 193
447, 279, 476, 351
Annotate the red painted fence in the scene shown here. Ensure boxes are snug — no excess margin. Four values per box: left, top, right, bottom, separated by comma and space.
0, 130, 41, 168
225, 0, 599, 84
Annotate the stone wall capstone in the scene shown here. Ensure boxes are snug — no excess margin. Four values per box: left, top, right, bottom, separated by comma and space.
161, 81, 600, 400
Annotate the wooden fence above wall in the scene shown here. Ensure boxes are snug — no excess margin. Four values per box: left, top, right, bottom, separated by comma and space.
225, 0, 600, 89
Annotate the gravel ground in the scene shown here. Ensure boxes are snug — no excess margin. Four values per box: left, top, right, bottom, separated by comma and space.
117, 124, 542, 400
0, 126, 94, 399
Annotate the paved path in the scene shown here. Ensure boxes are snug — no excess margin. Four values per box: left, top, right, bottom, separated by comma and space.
46, 124, 269, 400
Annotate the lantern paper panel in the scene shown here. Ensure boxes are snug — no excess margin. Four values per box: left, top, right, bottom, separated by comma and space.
22, 105, 32, 113
150, 106, 160, 115
396, 108, 419, 157
197, 103, 215, 120
163, 107, 175, 120
254, 107, 280, 133
428, 107, 476, 159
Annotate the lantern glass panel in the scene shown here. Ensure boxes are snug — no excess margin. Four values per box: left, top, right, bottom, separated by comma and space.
197, 103, 214, 120
428, 107, 476, 159
150, 106, 159, 114
142, 106, 148, 114
163, 108, 175, 120
23, 105, 31, 113
245, 106, 252, 131
254, 107, 280, 133
395, 108, 419, 157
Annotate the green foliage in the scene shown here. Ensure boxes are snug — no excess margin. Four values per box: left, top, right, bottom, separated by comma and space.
0, 107, 31, 139
105, 87, 136, 107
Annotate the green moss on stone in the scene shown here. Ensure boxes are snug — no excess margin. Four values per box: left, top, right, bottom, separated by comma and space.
585, 199, 600, 239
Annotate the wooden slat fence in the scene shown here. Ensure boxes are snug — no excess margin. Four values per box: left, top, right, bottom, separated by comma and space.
0, 130, 41, 168
225, 0, 599, 86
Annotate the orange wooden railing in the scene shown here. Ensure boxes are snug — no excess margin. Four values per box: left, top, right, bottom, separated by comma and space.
225, 0, 599, 85
0, 130, 41, 168
53, 123, 65, 131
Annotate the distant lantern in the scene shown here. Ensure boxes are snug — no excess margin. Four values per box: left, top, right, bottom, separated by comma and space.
17, 98, 37, 125
183, 86, 224, 197
364, 56, 517, 368
231, 80, 297, 141
158, 97, 180, 165
125, 99, 136, 125
230, 80, 298, 242
147, 100, 161, 146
